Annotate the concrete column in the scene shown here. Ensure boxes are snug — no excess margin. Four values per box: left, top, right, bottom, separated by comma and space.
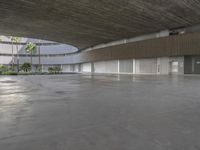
133, 59, 136, 74
118, 60, 120, 74
91, 62, 95, 73
157, 58, 161, 75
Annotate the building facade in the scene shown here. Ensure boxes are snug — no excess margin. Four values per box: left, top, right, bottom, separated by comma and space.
1, 24, 200, 75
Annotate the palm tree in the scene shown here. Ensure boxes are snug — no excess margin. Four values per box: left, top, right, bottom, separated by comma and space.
12, 37, 22, 72
25, 42, 37, 71
38, 40, 41, 71
7, 36, 21, 71
7, 36, 15, 70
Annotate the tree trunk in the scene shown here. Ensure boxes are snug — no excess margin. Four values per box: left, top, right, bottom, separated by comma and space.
16, 45, 19, 72
39, 45, 41, 66
31, 51, 32, 72
11, 42, 14, 70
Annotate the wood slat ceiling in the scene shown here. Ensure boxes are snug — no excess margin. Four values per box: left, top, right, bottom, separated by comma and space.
0, 0, 200, 49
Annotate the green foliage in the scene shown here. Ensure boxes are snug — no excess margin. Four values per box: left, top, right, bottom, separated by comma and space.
20, 63, 31, 72
0, 65, 14, 73
0, 65, 18, 75
48, 66, 62, 74
10, 36, 22, 43
2, 72, 18, 75
54, 66, 62, 73
48, 67, 54, 74
0, 65, 8, 74
0, 36, 22, 43
18, 72, 33, 75
25, 42, 37, 54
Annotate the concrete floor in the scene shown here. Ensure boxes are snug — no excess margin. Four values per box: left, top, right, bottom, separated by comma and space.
0, 74, 200, 150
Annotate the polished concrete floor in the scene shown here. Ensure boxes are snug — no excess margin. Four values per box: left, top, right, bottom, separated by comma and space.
0, 74, 200, 150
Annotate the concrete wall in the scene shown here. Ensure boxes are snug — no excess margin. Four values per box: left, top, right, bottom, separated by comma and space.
42, 65, 50, 72
158, 57, 170, 75
1, 32, 200, 67
74, 64, 80, 72
62, 65, 71, 72
0, 55, 185, 75
0, 33, 192, 75
135, 58, 157, 74
17, 54, 81, 65
80, 32, 200, 63
0, 56, 12, 64
119, 59, 133, 74
81, 63, 92, 73
82, 57, 180, 75
94, 60, 118, 74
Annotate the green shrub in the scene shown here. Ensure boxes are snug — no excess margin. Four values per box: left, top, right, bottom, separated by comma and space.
0, 65, 13, 74
0, 65, 8, 74
48, 66, 62, 74
48, 67, 54, 74
2, 72, 18, 75
54, 66, 62, 73
20, 63, 31, 72
0, 65, 18, 75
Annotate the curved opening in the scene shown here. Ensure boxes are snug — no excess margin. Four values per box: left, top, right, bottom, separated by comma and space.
0, 36, 79, 56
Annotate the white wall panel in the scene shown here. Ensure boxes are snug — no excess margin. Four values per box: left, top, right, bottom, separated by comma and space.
136, 58, 157, 74
81, 63, 92, 72
74, 64, 80, 72
62, 65, 71, 72
0, 56, 12, 64
42, 65, 50, 72
158, 57, 170, 75
105, 60, 118, 73
133, 59, 136, 74
94, 61, 106, 73
119, 59, 133, 73
94, 60, 118, 73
